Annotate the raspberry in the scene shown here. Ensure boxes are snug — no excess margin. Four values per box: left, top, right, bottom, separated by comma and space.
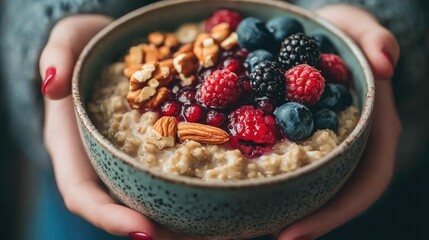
319, 54, 350, 86
250, 61, 285, 103
204, 9, 243, 32
205, 110, 226, 127
196, 69, 241, 109
229, 136, 272, 158
278, 33, 320, 70
183, 104, 204, 122
161, 101, 181, 116
285, 64, 325, 105
228, 105, 277, 144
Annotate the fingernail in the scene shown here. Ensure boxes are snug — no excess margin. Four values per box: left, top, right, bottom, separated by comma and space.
128, 232, 153, 240
42, 66, 56, 95
293, 235, 313, 240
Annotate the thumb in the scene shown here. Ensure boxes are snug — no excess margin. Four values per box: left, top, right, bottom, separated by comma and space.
40, 15, 113, 99
357, 27, 399, 80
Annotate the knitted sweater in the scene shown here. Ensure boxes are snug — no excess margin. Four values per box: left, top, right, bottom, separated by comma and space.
0, 0, 427, 174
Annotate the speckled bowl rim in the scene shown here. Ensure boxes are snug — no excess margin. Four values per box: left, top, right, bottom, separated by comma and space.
72, 0, 374, 189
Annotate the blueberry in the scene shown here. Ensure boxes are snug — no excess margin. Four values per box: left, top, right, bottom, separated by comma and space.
275, 102, 314, 141
266, 16, 304, 47
313, 109, 338, 132
312, 34, 337, 54
244, 50, 275, 73
317, 84, 352, 112
237, 17, 276, 52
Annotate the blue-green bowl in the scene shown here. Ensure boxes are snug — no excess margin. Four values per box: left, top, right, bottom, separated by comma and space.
72, 0, 374, 239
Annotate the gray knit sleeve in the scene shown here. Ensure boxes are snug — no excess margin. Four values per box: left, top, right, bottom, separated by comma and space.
291, 0, 426, 45
0, 0, 153, 168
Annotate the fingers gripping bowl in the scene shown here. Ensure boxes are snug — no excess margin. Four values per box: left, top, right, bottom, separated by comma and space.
72, 0, 374, 238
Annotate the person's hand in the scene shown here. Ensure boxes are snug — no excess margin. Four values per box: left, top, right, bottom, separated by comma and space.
40, 15, 155, 239
40, 14, 206, 240
278, 5, 401, 240
40, 6, 401, 240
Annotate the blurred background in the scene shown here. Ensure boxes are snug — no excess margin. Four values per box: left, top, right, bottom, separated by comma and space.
0, 0, 428, 239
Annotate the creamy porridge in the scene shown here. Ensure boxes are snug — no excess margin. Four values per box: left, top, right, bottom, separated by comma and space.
88, 63, 359, 181
88, 12, 360, 181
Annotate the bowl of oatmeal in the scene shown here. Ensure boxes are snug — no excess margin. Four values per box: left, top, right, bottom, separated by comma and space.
72, 0, 374, 238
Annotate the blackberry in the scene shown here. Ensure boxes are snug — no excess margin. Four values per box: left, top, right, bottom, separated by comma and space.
278, 33, 320, 70
250, 61, 285, 103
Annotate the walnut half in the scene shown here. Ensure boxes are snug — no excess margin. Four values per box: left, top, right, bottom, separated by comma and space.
193, 33, 220, 68
127, 60, 175, 109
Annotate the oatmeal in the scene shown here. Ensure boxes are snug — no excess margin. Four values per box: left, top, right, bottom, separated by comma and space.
88, 63, 359, 181
88, 11, 360, 181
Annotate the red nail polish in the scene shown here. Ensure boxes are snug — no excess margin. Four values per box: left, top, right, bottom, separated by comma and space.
293, 235, 313, 240
128, 232, 153, 240
41, 66, 56, 95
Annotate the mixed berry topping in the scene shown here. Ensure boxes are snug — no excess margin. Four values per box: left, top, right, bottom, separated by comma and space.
278, 33, 321, 70
236, 17, 276, 52
196, 69, 242, 109
205, 110, 226, 127
177, 87, 197, 103
316, 83, 352, 112
274, 102, 314, 141
319, 54, 350, 86
244, 49, 275, 73
161, 101, 181, 116
204, 9, 243, 32
183, 103, 204, 122
313, 34, 337, 54
250, 61, 285, 103
313, 108, 338, 132
285, 64, 325, 105
228, 105, 278, 144
266, 16, 304, 47
256, 98, 275, 115
124, 9, 354, 158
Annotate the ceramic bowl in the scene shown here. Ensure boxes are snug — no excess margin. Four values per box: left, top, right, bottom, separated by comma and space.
72, 0, 374, 239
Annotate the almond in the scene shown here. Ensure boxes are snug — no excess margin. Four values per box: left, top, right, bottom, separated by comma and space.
177, 122, 229, 145
152, 116, 178, 138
